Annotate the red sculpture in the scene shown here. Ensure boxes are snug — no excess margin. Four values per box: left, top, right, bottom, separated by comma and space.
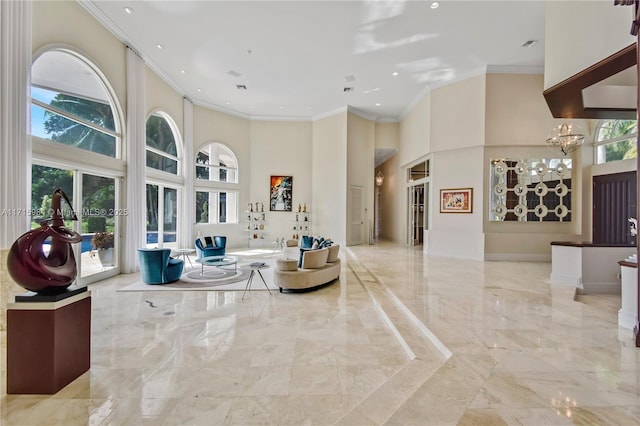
7, 188, 82, 294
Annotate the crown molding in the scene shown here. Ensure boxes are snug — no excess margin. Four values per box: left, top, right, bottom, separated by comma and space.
487, 65, 544, 74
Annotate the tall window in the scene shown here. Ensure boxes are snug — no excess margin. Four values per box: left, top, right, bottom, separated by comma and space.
195, 142, 239, 224
145, 112, 182, 247
146, 112, 179, 174
30, 49, 123, 283
594, 119, 637, 164
31, 51, 118, 157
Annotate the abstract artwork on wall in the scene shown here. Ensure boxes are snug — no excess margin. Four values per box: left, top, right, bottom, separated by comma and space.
270, 175, 293, 211
440, 188, 473, 213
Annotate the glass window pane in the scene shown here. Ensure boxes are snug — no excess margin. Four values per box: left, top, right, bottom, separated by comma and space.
146, 114, 177, 155
195, 143, 238, 183
146, 150, 178, 174
31, 86, 115, 132
31, 165, 74, 227
146, 184, 159, 244
82, 173, 117, 276
31, 103, 116, 157
163, 187, 177, 244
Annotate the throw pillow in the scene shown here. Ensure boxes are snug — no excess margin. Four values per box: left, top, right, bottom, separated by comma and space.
312, 240, 320, 249
301, 235, 314, 248
204, 236, 216, 248
198, 236, 207, 248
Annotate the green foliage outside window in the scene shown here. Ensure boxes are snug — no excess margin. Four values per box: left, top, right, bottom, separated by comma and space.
596, 120, 637, 163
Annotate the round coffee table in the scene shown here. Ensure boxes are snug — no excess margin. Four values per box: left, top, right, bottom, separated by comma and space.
196, 255, 239, 276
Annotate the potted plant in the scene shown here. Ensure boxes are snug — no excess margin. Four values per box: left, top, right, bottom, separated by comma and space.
92, 231, 114, 266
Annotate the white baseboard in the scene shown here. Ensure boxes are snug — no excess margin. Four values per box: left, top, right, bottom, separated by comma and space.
550, 273, 582, 287
484, 253, 551, 262
618, 309, 638, 330
583, 282, 621, 294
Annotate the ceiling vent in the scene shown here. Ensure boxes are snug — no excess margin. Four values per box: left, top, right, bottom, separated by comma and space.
343, 87, 354, 92
521, 40, 537, 48
228, 70, 242, 77
236, 84, 247, 90
345, 75, 356, 82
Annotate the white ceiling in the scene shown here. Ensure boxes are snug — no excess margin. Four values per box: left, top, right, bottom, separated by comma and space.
81, 0, 545, 121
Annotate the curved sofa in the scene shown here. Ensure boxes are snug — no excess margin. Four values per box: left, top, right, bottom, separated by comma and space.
274, 244, 340, 292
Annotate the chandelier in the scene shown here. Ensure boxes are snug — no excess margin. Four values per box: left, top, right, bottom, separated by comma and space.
546, 123, 584, 156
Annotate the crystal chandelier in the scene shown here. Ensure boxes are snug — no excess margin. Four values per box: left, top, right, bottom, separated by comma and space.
546, 123, 584, 156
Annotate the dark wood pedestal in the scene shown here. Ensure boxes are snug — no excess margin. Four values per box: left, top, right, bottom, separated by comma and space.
7, 291, 91, 394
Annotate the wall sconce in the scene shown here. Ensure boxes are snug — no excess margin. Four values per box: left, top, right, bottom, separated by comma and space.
375, 171, 384, 187
546, 123, 584, 156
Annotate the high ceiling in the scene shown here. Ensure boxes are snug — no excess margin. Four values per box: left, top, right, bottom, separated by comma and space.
81, 0, 545, 121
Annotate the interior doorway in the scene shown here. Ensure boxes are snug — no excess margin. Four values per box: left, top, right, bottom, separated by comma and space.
408, 183, 427, 246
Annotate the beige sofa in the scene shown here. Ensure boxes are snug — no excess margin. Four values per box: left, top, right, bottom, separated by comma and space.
274, 244, 340, 292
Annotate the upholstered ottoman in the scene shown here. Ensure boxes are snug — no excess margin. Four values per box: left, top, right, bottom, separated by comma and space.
276, 258, 298, 271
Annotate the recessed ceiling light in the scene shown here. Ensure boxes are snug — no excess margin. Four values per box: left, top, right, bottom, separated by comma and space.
279, 105, 285, 109
392, 72, 399, 76
181, 70, 186, 75
156, 44, 163, 50
431, 2, 439, 9
197, 88, 202, 92
225, 101, 231, 105
521, 40, 537, 48
375, 103, 381, 106
124, 6, 133, 14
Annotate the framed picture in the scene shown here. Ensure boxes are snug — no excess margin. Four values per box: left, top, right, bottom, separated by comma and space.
440, 188, 473, 213
270, 175, 293, 211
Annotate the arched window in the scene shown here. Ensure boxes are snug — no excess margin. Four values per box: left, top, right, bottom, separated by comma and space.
146, 112, 179, 174
145, 112, 182, 248
30, 49, 123, 283
594, 119, 637, 164
195, 142, 239, 224
31, 50, 119, 157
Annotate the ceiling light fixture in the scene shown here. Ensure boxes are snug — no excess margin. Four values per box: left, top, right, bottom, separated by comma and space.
124, 6, 134, 14
392, 72, 399, 76
181, 70, 186, 75
197, 88, 202, 92
522, 40, 537, 48
375, 103, 381, 106
431, 2, 439, 9
156, 44, 163, 49
546, 123, 584, 156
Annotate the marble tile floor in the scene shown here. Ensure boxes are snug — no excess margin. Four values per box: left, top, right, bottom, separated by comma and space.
1, 241, 639, 425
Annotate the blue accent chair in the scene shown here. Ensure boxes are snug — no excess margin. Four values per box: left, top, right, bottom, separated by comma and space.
137, 248, 184, 284
195, 236, 226, 258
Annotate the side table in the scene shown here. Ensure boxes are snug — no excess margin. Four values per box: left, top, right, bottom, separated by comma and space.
242, 263, 272, 300
172, 248, 195, 267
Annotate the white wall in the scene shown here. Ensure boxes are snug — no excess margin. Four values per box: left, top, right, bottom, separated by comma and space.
249, 120, 312, 242
544, 1, 634, 89
33, 1, 126, 109
192, 106, 251, 248
347, 112, 375, 245
312, 113, 348, 246
427, 76, 486, 260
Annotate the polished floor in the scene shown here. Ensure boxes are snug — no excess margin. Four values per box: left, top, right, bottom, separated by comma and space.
1, 241, 640, 425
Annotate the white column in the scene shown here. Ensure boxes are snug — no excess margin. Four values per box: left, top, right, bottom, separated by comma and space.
0, 0, 32, 248
122, 47, 146, 273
